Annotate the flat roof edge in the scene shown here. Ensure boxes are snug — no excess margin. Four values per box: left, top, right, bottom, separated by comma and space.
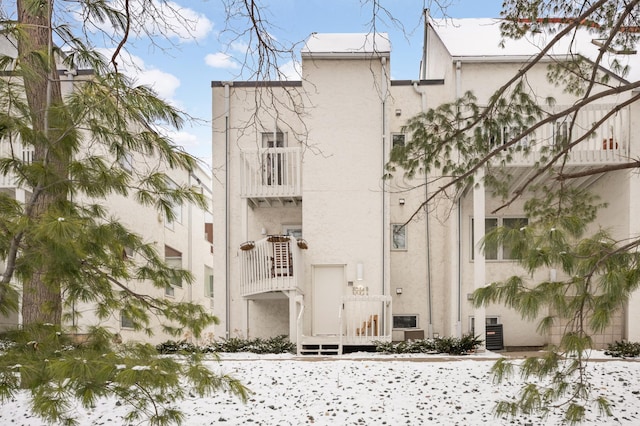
211, 81, 303, 88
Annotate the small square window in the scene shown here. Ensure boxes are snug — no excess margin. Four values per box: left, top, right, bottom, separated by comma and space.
391, 224, 407, 251
205, 266, 214, 298
121, 311, 135, 329
393, 315, 418, 329
392, 133, 406, 148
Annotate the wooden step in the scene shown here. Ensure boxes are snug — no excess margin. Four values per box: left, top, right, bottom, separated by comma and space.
300, 343, 341, 355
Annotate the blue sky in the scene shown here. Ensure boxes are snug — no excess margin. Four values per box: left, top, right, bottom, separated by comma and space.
112, 0, 504, 164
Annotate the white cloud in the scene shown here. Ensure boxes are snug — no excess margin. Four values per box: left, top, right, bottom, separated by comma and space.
96, 48, 181, 101
166, 130, 200, 149
205, 52, 239, 69
230, 41, 249, 53
279, 60, 302, 80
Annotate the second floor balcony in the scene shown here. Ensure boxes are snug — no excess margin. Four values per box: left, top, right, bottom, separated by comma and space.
240, 147, 302, 207
491, 103, 631, 167
238, 234, 307, 298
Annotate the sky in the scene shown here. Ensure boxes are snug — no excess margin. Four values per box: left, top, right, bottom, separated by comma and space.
94, 0, 505, 165
2, 351, 640, 425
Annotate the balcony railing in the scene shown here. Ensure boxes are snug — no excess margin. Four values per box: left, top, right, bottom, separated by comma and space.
492, 104, 630, 166
340, 294, 393, 345
240, 147, 302, 201
238, 235, 305, 297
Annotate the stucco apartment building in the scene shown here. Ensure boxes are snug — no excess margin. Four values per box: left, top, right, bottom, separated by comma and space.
0, 37, 215, 344
211, 18, 640, 354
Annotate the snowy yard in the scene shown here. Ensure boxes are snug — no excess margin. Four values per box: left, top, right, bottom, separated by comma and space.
2, 352, 640, 425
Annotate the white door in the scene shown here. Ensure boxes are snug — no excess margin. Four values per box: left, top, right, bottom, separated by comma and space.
312, 265, 344, 335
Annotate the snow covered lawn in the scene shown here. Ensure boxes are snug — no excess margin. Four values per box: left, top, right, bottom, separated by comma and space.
2, 352, 640, 425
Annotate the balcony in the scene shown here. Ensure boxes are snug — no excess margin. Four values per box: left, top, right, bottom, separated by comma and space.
238, 235, 306, 298
491, 104, 630, 167
240, 147, 302, 207
0, 139, 33, 189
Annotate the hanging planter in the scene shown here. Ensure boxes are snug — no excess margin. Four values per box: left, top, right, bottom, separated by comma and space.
239, 241, 255, 251
296, 239, 309, 249
267, 235, 290, 243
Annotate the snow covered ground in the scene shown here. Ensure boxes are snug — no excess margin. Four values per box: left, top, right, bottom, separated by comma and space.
2, 351, 640, 425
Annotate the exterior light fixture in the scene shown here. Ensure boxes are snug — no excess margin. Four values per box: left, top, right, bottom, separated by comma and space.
356, 263, 364, 281
399, 198, 405, 206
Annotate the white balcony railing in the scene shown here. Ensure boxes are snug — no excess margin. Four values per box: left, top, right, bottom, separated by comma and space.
240, 147, 302, 199
0, 138, 33, 188
238, 235, 305, 297
492, 104, 630, 166
341, 294, 393, 345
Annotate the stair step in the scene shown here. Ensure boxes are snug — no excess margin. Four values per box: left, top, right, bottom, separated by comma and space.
300, 342, 341, 356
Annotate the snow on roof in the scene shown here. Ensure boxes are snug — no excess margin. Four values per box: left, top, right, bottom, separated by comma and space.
432, 18, 640, 82
301, 33, 391, 57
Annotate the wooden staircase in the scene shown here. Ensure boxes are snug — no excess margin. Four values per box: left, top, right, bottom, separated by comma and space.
356, 314, 378, 337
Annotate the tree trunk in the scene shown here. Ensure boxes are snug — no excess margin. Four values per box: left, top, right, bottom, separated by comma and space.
17, 0, 66, 326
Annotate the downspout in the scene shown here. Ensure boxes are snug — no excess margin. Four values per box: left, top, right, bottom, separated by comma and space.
381, 55, 390, 336
381, 56, 389, 299
455, 60, 463, 337
224, 83, 231, 338
413, 81, 432, 339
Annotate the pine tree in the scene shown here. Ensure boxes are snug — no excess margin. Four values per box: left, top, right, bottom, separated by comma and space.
0, 1, 248, 424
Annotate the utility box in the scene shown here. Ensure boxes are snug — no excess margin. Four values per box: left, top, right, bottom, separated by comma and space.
485, 324, 504, 351
404, 329, 425, 341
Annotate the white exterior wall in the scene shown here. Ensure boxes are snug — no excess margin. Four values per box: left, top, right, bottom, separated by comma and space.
213, 27, 640, 349
300, 56, 388, 335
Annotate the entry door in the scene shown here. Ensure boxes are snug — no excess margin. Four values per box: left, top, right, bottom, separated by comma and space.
312, 265, 344, 335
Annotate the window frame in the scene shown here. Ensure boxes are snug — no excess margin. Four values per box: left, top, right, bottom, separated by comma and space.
391, 223, 407, 251
392, 314, 418, 329
205, 266, 214, 298
391, 133, 406, 149
121, 311, 135, 329
471, 216, 528, 261
164, 246, 183, 296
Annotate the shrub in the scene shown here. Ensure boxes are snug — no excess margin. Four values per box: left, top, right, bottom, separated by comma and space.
156, 340, 199, 354
375, 333, 482, 355
156, 335, 295, 355
605, 340, 640, 358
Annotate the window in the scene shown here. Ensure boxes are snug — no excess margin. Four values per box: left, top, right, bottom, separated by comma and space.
165, 246, 182, 296
164, 178, 182, 228
392, 133, 406, 148
262, 131, 286, 148
121, 311, 135, 329
471, 217, 528, 261
205, 266, 214, 298
283, 225, 302, 239
393, 315, 418, 329
502, 218, 528, 259
391, 224, 407, 250
469, 316, 499, 335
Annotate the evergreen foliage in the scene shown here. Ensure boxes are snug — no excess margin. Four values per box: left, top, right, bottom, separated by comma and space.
375, 334, 483, 355
0, 1, 248, 424
156, 335, 296, 355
